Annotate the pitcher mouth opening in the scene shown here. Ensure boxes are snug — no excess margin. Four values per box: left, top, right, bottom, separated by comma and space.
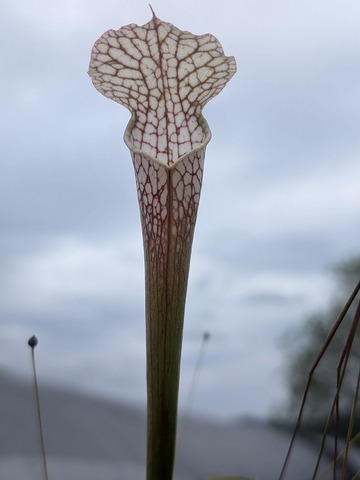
123, 113, 212, 170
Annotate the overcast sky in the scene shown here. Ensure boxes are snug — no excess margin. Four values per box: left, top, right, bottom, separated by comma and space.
1, 0, 360, 419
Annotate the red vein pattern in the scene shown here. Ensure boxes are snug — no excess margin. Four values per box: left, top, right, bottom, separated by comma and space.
89, 10, 236, 480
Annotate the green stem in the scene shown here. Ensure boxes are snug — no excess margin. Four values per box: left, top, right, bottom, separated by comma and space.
145, 225, 190, 479
133, 151, 205, 480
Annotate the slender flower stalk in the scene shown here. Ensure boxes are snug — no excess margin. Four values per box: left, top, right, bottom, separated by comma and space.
28, 335, 49, 480
89, 8, 236, 479
177, 332, 211, 451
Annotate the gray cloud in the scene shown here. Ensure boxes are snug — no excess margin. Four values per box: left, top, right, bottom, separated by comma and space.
1, 0, 359, 418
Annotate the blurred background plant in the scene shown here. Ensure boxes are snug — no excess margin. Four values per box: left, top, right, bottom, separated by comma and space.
274, 254, 360, 479
277, 254, 360, 437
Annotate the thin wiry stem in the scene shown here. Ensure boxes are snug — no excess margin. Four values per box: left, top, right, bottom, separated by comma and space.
279, 280, 360, 480
311, 319, 353, 479
342, 366, 360, 479
310, 300, 360, 479
28, 336, 49, 480
335, 301, 360, 478
178, 332, 211, 444
183, 332, 210, 425
315, 432, 360, 480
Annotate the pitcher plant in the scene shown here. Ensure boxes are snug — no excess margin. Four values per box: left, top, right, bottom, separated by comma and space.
88, 7, 236, 479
